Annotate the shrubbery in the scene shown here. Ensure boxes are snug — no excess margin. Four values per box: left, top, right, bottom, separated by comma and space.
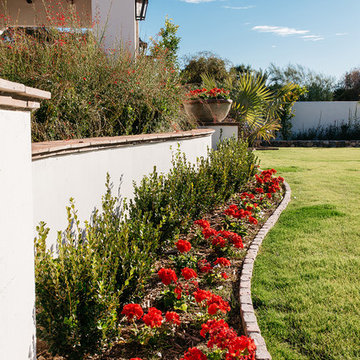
34, 138, 257, 358
0, 11, 192, 141
129, 139, 257, 248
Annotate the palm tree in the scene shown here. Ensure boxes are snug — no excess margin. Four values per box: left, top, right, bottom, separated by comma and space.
200, 72, 299, 146
229, 72, 299, 146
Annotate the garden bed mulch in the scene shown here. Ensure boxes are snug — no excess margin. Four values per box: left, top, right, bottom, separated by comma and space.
37, 174, 284, 360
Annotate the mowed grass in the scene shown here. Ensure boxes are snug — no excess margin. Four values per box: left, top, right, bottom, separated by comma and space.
252, 148, 360, 360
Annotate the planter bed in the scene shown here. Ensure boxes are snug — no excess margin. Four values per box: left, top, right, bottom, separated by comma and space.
37, 169, 285, 360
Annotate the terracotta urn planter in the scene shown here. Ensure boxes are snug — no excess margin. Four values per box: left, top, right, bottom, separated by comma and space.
183, 99, 233, 124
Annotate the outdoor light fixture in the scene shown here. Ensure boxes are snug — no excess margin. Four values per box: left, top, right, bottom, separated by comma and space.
135, 0, 148, 21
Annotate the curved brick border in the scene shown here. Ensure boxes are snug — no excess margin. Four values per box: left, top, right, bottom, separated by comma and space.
239, 181, 291, 360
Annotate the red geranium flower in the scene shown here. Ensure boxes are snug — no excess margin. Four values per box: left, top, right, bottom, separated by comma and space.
207, 294, 230, 315
165, 311, 181, 326
158, 268, 178, 285
202, 227, 218, 239
214, 257, 231, 267
174, 284, 182, 299
212, 236, 227, 248
248, 216, 258, 225
121, 303, 143, 321
180, 347, 208, 360
194, 219, 210, 229
143, 307, 163, 328
181, 267, 198, 280
175, 239, 192, 253
193, 289, 212, 303
198, 259, 213, 273
221, 272, 229, 280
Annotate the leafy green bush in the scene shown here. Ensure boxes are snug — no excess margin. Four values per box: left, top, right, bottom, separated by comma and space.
129, 138, 258, 248
0, 10, 192, 141
35, 176, 161, 359
35, 139, 257, 358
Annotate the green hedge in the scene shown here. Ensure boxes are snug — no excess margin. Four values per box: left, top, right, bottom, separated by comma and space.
34, 138, 257, 358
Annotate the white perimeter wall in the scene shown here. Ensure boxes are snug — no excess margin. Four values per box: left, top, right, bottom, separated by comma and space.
0, 109, 36, 360
32, 134, 213, 249
292, 101, 360, 133
93, 0, 137, 53
200, 124, 238, 149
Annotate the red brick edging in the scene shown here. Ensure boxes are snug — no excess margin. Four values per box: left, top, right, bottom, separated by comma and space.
239, 181, 291, 360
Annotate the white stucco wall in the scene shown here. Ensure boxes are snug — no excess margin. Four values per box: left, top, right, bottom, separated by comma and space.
32, 133, 213, 249
0, 109, 36, 360
1, 0, 138, 54
200, 124, 239, 149
92, 0, 137, 53
292, 101, 360, 133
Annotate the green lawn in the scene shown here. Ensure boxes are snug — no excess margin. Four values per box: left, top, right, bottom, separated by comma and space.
252, 148, 360, 360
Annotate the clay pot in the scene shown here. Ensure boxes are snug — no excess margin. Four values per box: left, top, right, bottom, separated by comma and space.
183, 99, 233, 123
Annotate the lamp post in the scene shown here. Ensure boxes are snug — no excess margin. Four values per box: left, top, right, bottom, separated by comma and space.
135, 0, 148, 21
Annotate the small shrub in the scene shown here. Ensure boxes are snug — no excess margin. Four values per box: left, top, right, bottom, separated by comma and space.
129, 138, 258, 248
35, 176, 160, 358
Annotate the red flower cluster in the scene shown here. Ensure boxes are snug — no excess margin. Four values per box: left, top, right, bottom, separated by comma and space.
181, 267, 198, 280
248, 216, 258, 225
186, 87, 230, 100
165, 311, 181, 326
201, 319, 256, 360
198, 259, 213, 273
194, 219, 210, 229
158, 268, 178, 285
175, 239, 192, 253
193, 289, 212, 304
121, 303, 143, 321
143, 307, 163, 328
218, 230, 243, 249
180, 347, 208, 360
254, 169, 284, 200
214, 257, 231, 267
207, 293, 230, 315
194, 218, 244, 249
240, 192, 255, 200
224, 204, 251, 219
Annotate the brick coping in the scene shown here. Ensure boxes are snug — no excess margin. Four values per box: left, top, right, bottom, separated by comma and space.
239, 181, 291, 360
32, 129, 215, 160
0, 78, 51, 111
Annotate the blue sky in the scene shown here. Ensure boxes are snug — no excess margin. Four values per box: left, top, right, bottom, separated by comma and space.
140, 0, 360, 81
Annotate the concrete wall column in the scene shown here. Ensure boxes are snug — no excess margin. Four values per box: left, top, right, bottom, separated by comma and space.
0, 79, 51, 360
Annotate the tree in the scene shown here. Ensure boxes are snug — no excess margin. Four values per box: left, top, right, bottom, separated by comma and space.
150, 17, 181, 67
333, 68, 360, 101
229, 73, 296, 145
181, 52, 229, 85
268, 63, 335, 101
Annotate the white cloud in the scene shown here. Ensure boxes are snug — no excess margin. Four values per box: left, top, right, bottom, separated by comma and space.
335, 32, 348, 36
252, 25, 309, 36
223, 5, 255, 10
302, 35, 324, 42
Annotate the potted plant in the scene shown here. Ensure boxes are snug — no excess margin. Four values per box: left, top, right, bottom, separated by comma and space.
183, 87, 232, 124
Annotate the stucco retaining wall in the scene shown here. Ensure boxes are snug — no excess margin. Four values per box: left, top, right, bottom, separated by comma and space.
32, 130, 214, 249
